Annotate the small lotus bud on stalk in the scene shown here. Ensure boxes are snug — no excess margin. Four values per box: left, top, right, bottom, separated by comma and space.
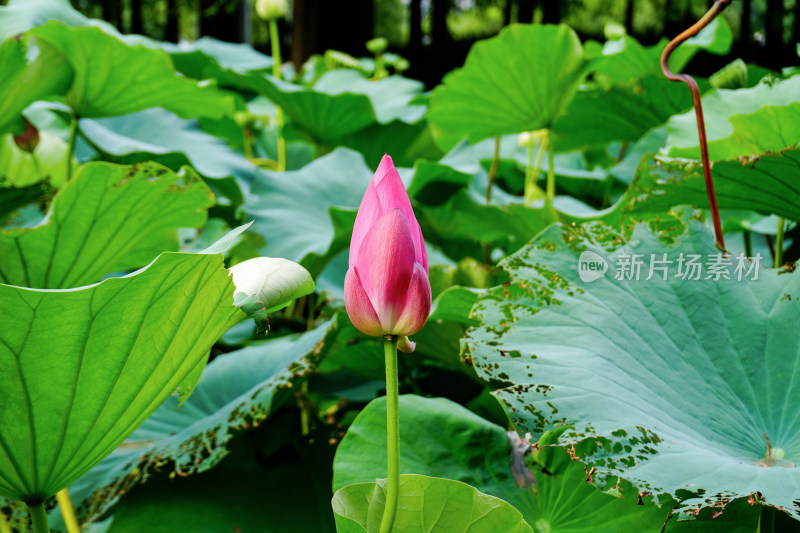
366, 37, 388, 55
603, 21, 626, 41
518, 131, 533, 148
255, 0, 287, 20
345, 154, 431, 351
14, 119, 39, 153
367, 37, 390, 79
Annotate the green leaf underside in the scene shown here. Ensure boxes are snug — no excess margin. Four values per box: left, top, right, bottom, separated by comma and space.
428, 24, 589, 151
77, 108, 258, 181
65, 320, 336, 523
0, 161, 214, 289
29, 22, 232, 120
334, 395, 680, 531
0, 37, 73, 135
0, 251, 243, 502
551, 75, 692, 152
242, 70, 425, 144
465, 217, 800, 518
332, 474, 533, 533
597, 149, 800, 228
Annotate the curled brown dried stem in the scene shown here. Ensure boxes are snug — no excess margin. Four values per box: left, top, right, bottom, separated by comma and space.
660, 0, 731, 250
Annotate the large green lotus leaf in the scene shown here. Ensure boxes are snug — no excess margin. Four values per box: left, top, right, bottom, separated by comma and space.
597, 149, 800, 229
0, 0, 119, 41
242, 148, 374, 277
0, 250, 244, 503
0, 161, 214, 289
333, 396, 512, 495
28, 22, 233, 120
165, 38, 276, 96
409, 144, 554, 261
0, 37, 73, 135
333, 395, 692, 532
465, 217, 800, 518
102, 432, 336, 533
665, 76, 800, 159
310, 71, 426, 124
333, 474, 533, 533
551, 75, 693, 152
62, 319, 336, 524
588, 17, 731, 86
77, 108, 258, 183
337, 119, 444, 169
427, 24, 589, 151
583, 35, 661, 85
250, 70, 425, 144
167, 37, 273, 75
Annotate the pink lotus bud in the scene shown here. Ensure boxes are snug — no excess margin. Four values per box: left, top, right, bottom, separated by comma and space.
345, 154, 431, 339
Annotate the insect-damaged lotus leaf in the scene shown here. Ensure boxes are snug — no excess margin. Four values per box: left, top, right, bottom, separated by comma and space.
465, 216, 800, 518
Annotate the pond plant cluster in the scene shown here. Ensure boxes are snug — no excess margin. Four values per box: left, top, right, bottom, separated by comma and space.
1, 0, 799, 531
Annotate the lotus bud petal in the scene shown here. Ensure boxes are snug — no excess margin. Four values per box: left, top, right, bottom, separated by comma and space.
345, 154, 431, 337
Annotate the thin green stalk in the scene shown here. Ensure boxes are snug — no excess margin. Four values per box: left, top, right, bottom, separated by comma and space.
379, 335, 400, 533
242, 127, 254, 161
66, 114, 78, 181
523, 133, 548, 205
0, 512, 11, 533
483, 135, 501, 264
545, 134, 556, 209
485, 135, 501, 203
743, 230, 753, 259
56, 488, 80, 533
269, 19, 286, 172
27, 502, 49, 533
774, 217, 786, 268
298, 381, 310, 435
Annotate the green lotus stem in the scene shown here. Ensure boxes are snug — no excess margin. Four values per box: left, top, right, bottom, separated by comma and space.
269, 19, 287, 172
483, 136, 501, 264
379, 335, 400, 533
27, 502, 49, 533
774, 217, 786, 268
66, 113, 78, 181
242, 127, 254, 161
56, 488, 80, 533
759, 505, 775, 533
545, 134, 556, 209
374, 54, 387, 80
299, 381, 310, 435
524, 133, 548, 205
486, 135, 500, 203
0, 512, 12, 533
743, 230, 753, 259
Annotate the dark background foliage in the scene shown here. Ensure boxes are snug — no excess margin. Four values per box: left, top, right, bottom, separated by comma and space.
5, 0, 798, 87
